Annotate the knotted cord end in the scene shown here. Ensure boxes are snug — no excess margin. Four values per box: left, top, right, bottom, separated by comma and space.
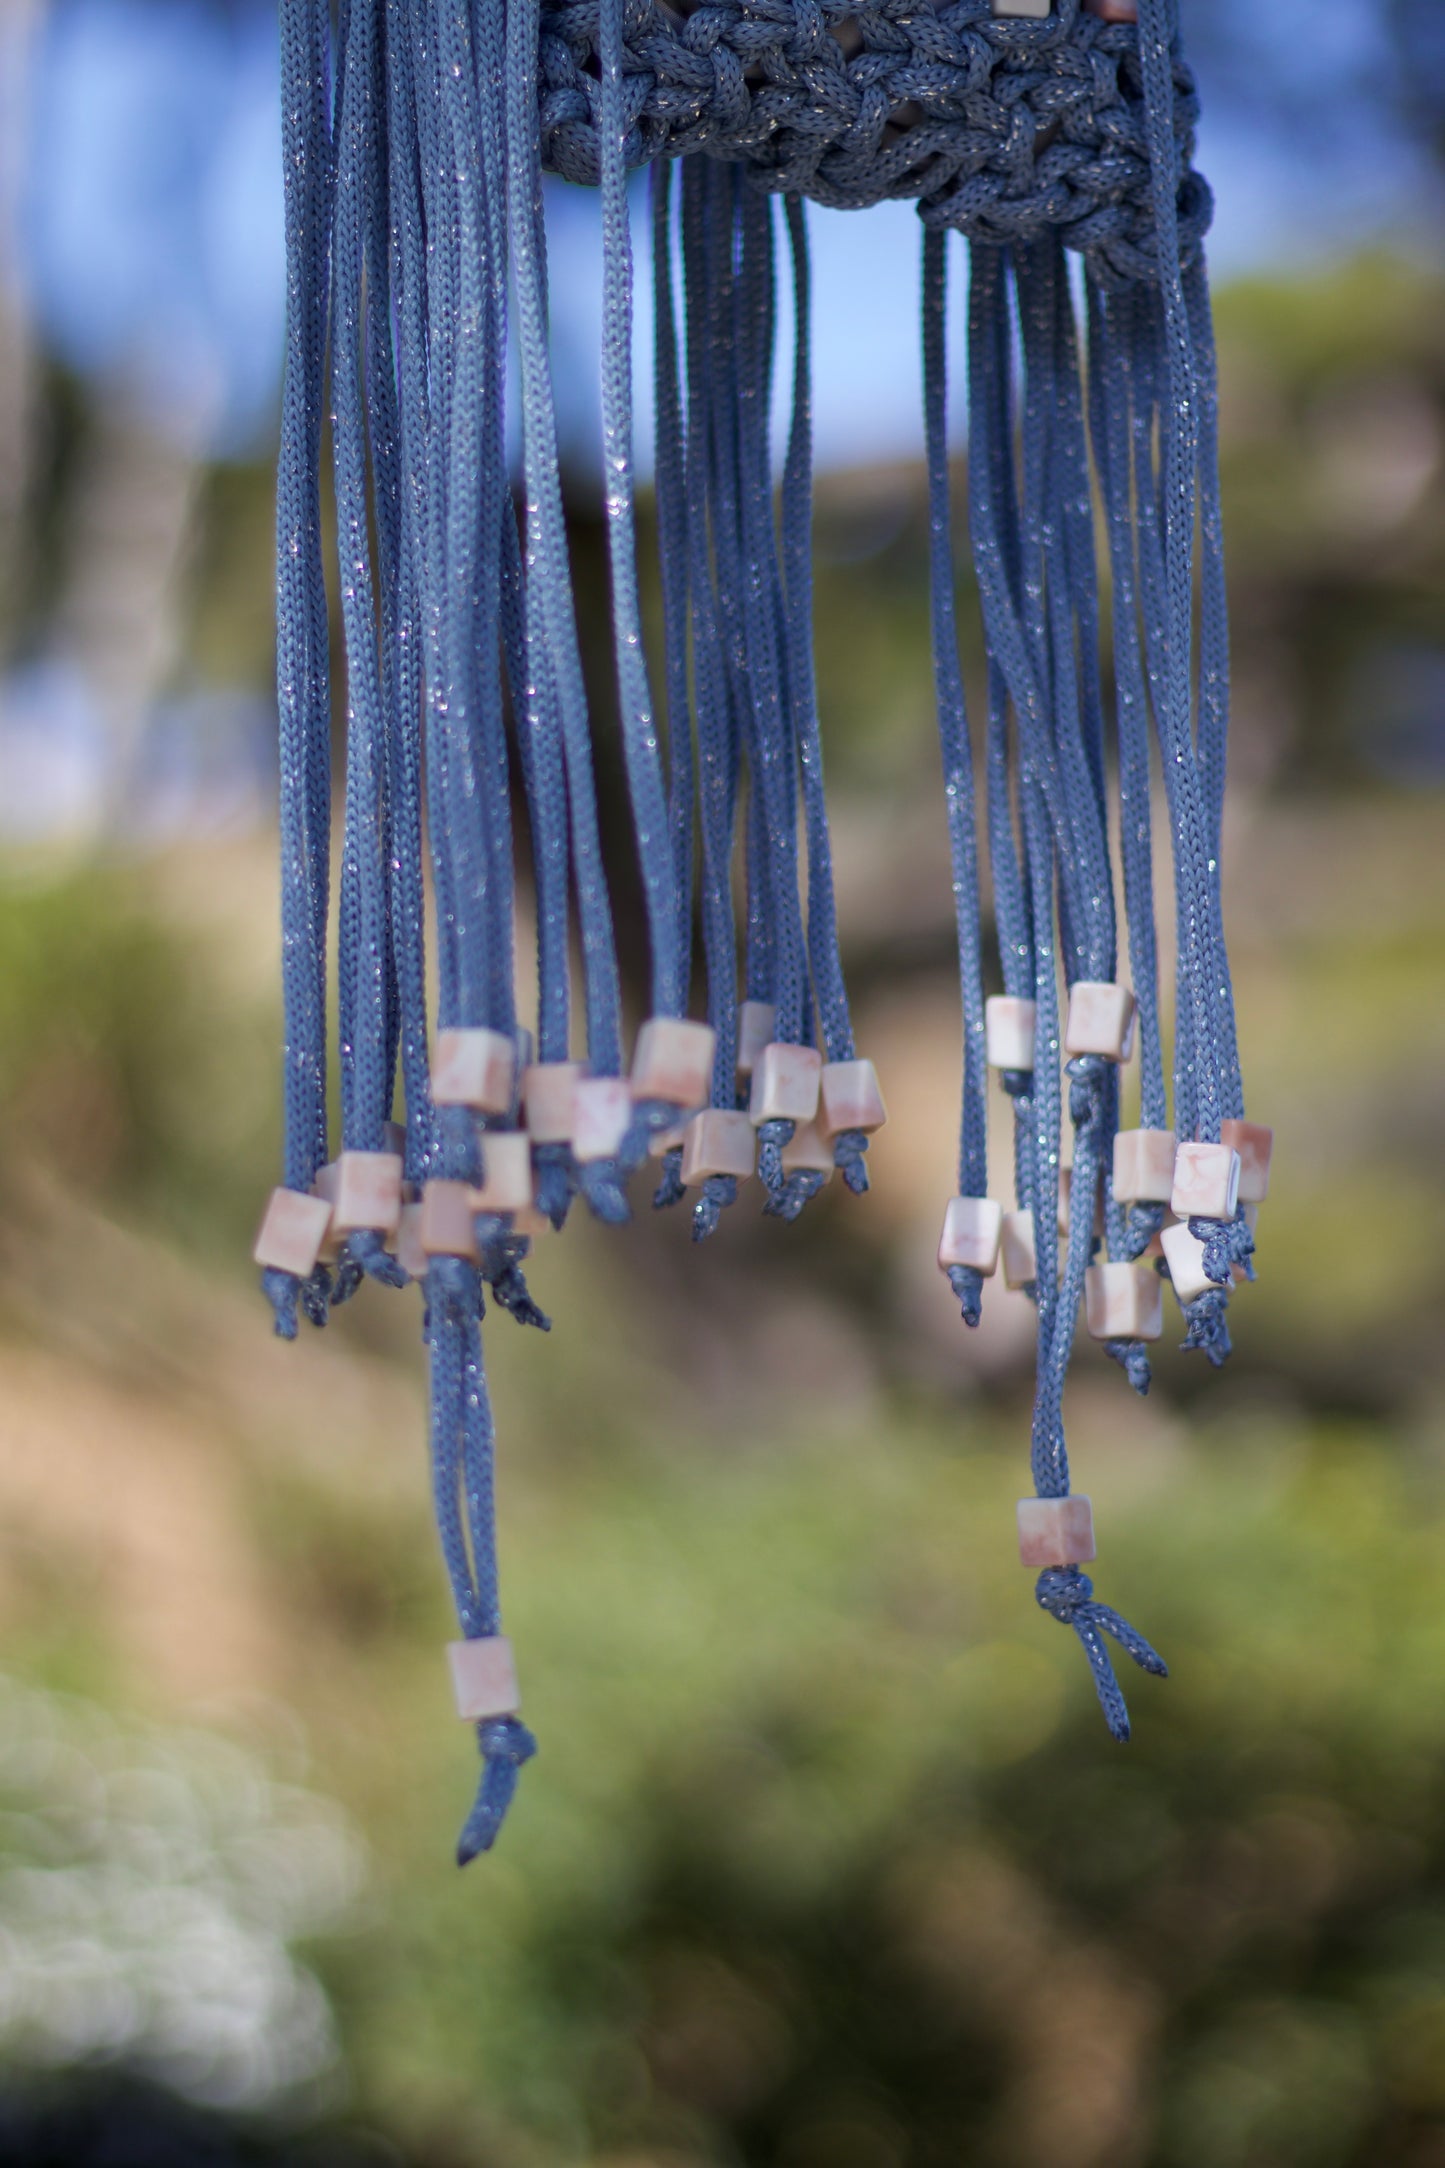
456, 1714, 538, 1866
1034, 1563, 1167, 1743
832, 1127, 870, 1195
756, 1116, 793, 1199
533, 1143, 575, 1231
1188, 1210, 1255, 1286
653, 1145, 686, 1210
261, 1266, 301, 1341
691, 1171, 738, 1242
1105, 1338, 1152, 1395
946, 1262, 984, 1327
346, 1227, 408, 1289
1180, 1284, 1233, 1367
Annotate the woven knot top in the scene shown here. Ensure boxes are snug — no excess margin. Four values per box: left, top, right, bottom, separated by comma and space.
539, 0, 1211, 285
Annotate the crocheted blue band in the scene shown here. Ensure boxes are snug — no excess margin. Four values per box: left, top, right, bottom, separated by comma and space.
539, 0, 1210, 283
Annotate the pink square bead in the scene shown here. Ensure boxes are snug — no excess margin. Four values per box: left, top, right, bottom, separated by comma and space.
818, 1059, 886, 1138
1064, 981, 1137, 1063
1000, 1208, 1037, 1289
1085, 0, 1136, 19
332, 1150, 404, 1235
985, 995, 1037, 1071
1084, 1261, 1163, 1342
647, 1117, 690, 1159
420, 1179, 478, 1259
571, 1076, 633, 1163
1160, 1218, 1229, 1304
253, 1187, 333, 1277
395, 1202, 428, 1281
1171, 1140, 1240, 1221
1017, 1495, 1096, 1568
512, 1200, 552, 1239
522, 1062, 583, 1145
1112, 1127, 1176, 1204
681, 1108, 756, 1186
431, 1027, 516, 1114
737, 1000, 776, 1077
749, 1043, 822, 1126
447, 1635, 521, 1721
781, 1120, 835, 1176
937, 1196, 1003, 1276
1221, 1119, 1273, 1204
471, 1132, 533, 1214
631, 1018, 716, 1109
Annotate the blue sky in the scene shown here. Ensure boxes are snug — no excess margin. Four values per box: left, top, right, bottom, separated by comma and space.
18, 0, 1438, 470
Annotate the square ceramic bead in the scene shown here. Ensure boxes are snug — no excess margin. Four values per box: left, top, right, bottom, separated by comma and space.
985, 995, 1037, 1071
681, 1108, 756, 1186
572, 1076, 633, 1163
1084, 1261, 1163, 1342
253, 1187, 333, 1277
818, 1058, 886, 1138
420, 1178, 478, 1259
1113, 1127, 1176, 1204
1000, 1209, 1037, 1289
447, 1635, 520, 1721
1017, 1495, 1096, 1569
471, 1132, 534, 1214
332, 1150, 404, 1235
937, 1196, 1003, 1276
648, 1117, 690, 1159
512, 1201, 552, 1240
1064, 981, 1137, 1062
993, 0, 1050, 15
737, 1000, 776, 1077
431, 1027, 516, 1114
749, 1042, 823, 1126
1171, 1140, 1240, 1221
522, 1062, 583, 1144
1085, 0, 1136, 18
1221, 1119, 1273, 1204
395, 1201, 428, 1280
1160, 1218, 1229, 1305
781, 1121, 835, 1176
631, 1018, 716, 1109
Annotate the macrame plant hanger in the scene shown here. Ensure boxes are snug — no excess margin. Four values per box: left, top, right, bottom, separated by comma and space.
255, 0, 1273, 1861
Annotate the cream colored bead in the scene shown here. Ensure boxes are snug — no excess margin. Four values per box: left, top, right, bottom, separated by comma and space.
680, 1108, 756, 1186
937, 1196, 1003, 1276
395, 1201, 428, 1280
647, 1117, 690, 1159
818, 1058, 886, 1138
522, 1062, 583, 1145
1160, 1218, 1229, 1305
1112, 1127, 1176, 1204
985, 995, 1037, 1071
420, 1178, 478, 1259
1000, 1208, 1037, 1289
447, 1635, 520, 1721
471, 1132, 533, 1214
512, 1201, 552, 1239
1017, 1495, 1096, 1569
1084, 1261, 1163, 1342
1085, 0, 1136, 18
631, 1017, 716, 1109
253, 1187, 333, 1277
332, 1150, 404, 1235
571, 1076, 633, 1164
781, 1121, 835, 1177
993, 0, 1050, 16
737, 1000, 776, 1077
1064, 981, 1137, 1062
1171, 1140, 1240, 1222
749, 1042, 822, 1127
311, 1161, 342, 1262
431, 1027, 516, 1114
1221, 1118, 1273, 1204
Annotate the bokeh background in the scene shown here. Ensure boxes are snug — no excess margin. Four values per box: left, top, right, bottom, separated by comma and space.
1, 1, 1444, 2162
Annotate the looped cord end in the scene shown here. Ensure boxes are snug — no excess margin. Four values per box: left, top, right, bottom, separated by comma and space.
1035, 1563, 1167, 1744
261, 1267, 301, 1341
692, 1171, 738, 1242
456, 1714, 538, 1866
1189, 1210, 1255, 1286
764, 1166, 826, 1221
578, 1157, 631, 1225
533, 1143, 575, 1231
653, 1146, 686, 1211
1180, 1284, 1233, 1367
946, 1262, 984, 1327
756, 1116, 793, 1199
1123, 1202, 1166, 1261
832, 1127, 870, 1195
346, 1227, 409, 1289
619, 1096, 679, 1174
1105, 1338, 1152, 1395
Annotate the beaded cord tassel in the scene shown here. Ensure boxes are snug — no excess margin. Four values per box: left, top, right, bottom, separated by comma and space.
256, 0, 1262, 1856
